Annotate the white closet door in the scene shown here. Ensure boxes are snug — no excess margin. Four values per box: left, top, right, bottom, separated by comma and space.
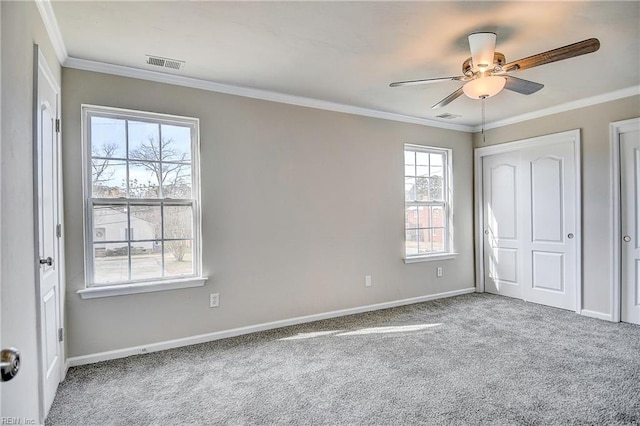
481, 135, 578, 311
483, 151, 523, 299
621, 127, 640, 324
521, 141, 577, 311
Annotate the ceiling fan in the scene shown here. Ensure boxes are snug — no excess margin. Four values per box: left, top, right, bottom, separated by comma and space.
390, 32, 600, 109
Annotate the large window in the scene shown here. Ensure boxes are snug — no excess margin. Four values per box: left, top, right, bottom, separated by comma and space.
82, 105, 201, 287
404, 144, 453, 260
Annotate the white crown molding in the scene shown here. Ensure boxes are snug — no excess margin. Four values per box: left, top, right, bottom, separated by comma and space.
35, 0, 68, 64
476, 86, 640, 132
63, 57, 474, 132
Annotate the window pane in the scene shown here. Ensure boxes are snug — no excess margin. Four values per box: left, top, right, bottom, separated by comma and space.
91, 160, 127, 198
161, 124, 191, 162
417, 206, 430, 228
430, 153, 443, 167
405, 230, 419, 256
416, 177, 430, 201
416, 151, 429, 166
432, 228, 445, 252
93, 205, 128, 241
164, 240, 194, 277
405, 177, 416, 202
91, 116, 126, 159
129, 205, 161, 240
431, 206, 445, 227
94, 242, 129, 284
131, 241, 162, 281
128, 121, 160, 160
404, 164, 415, 176
164, 205, 193, 239
419, 229, 431, 254
162, 163, 192, 198
129, 161, 161, 198
429, 176, 444, 201
405, 206, 418, 229
404, 151, 415, 166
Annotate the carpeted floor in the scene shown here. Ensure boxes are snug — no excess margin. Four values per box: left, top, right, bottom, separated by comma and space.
47, 293, 640, 425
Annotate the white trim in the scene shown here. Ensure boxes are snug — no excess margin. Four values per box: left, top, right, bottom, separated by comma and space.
77, 277, 207, 299
404, 253, 459, 264
580, 309, 613, 322
610, 117, 640, 323
34, 0, 68, 65
476, 86, 640, 132
67, 287, 476, 366
64, 57, 473, 132
474, 130, 582, 313
32, 2, 640, 134
80, 104, 203, 289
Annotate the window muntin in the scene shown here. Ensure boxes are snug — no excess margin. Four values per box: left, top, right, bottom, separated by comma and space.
404, 145, 452, 258
84, 106, 200, 286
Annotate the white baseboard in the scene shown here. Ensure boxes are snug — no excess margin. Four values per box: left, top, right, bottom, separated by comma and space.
580, 309, 614, 322
67, 287, 476, 367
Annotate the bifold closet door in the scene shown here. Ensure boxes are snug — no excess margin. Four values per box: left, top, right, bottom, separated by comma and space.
482, 139, 578, 311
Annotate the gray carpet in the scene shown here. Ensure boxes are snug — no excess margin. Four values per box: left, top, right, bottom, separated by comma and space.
47, 293, 640, 425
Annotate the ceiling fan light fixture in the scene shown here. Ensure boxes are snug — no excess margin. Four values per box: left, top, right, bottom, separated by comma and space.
463, 76, 506, 99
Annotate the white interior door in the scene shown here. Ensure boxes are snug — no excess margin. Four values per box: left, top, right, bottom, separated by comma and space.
521, 141, 577, 310
621, 124, 640, 324
483, 151, 523, 299
480, 132, 580, 312
36, 49, 62, 417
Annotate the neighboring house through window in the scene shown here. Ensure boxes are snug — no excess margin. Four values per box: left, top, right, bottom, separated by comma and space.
404, 144, 454, 261
82, 105, 202, 287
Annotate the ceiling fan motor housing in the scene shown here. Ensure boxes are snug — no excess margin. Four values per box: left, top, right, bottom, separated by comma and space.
463, 53, 505, 76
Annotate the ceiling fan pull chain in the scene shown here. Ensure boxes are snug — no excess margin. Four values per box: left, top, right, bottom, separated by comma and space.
481, 96, 486, 144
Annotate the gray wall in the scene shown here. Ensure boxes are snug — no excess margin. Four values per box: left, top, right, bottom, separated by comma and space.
1, 0, 62, 421
62, 68, 475, 358
473, 95, 640, 316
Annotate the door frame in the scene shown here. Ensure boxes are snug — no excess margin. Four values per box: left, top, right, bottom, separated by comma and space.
610, 117, 640, 323
33, 44, 66, 420
474, 129, 582, 313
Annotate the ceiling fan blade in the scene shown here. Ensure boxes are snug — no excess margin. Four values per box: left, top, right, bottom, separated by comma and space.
502, 38, 600, 73
503, 75, 544, 95
390, 76, 466, 87
431, 87, 464, 109
469, 32, 497, 71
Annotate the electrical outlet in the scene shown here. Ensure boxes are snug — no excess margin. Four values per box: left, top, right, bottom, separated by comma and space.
365, 275, 372, 287
436, 267, 443, 278
209, 293, 219, 308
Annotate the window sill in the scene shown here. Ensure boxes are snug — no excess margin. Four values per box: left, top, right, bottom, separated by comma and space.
77, 277, 208, 299
404, 253, 459, 264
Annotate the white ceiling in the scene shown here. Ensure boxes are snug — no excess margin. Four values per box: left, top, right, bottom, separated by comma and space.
50, 1, 640, 128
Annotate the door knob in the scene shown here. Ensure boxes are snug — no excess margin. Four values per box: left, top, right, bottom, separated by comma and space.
567, 233, 574, 239
623, 235, 631, 242
484, 230, 489, 235
39, 256, 53, 266
1, 348, 20, 382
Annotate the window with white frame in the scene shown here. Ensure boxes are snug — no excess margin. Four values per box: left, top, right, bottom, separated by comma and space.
404, 144, 453, 259
83, 105, 201, 286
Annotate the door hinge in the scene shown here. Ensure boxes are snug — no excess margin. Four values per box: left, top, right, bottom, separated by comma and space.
55, 118, 61, 133
58, 328, 64, 342
56, 223, 62, 238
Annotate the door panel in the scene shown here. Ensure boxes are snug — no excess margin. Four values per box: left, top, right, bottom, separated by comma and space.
522, 141, 576, 310
532, 251, 564, 292
531, 157, 564, 243
37, 50, 61, 417
483, 152, 523, 299
481, 135, 578, 312
621, 128, 640, 324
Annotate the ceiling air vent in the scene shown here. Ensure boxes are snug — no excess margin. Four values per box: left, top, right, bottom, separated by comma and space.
145, 55, 185, 71
435, 113, 461, 120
